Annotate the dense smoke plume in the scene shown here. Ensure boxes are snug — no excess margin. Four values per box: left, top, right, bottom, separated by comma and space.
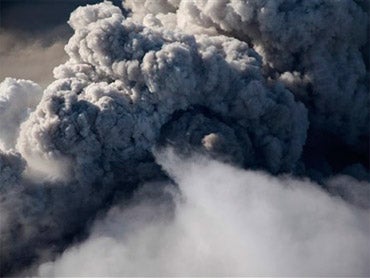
0, 0, 369, 276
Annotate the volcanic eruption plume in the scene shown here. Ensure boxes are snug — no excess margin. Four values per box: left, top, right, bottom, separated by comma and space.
0, 0, 369, 276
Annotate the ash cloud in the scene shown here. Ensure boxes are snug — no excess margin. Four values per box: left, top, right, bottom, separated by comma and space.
0, 0, 369, 276
0, 149, 25, 191
17, 1, 308, 184
126, 0, 370, 170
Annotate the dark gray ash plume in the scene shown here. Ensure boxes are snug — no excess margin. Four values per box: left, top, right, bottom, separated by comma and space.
0, 0, 369, 276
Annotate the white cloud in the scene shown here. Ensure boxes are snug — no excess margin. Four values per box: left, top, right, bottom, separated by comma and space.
0, 78, 42, 149
38, 150, 370, 276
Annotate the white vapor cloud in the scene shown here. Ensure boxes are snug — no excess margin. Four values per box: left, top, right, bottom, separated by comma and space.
38, 150, 370, 277
0, 78, 42, 150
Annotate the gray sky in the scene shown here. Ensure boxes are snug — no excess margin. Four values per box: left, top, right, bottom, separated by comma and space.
0, 0, 122, 87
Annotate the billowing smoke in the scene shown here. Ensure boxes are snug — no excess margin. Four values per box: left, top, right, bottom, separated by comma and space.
0, 0, 369, 276
0, 149, 26, 190
17, 1, 308, 184
126, 0, 369, 147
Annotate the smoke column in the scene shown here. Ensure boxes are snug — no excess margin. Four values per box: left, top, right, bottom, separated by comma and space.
0, 0, 369, 276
